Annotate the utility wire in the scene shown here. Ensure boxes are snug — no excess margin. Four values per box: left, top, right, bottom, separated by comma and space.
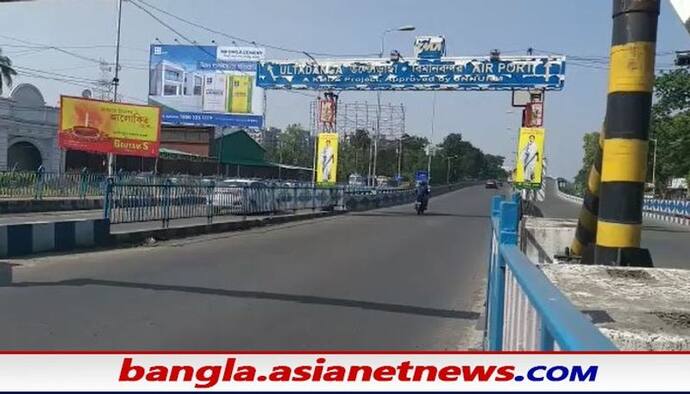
132, 0, 379, 58
0, 34, 103, 64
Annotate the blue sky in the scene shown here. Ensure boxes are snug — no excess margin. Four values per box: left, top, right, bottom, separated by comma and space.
1, 0, 689, 178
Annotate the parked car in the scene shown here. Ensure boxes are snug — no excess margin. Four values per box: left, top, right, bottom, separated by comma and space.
485, 180, 498, 189
212, 179, 271, 214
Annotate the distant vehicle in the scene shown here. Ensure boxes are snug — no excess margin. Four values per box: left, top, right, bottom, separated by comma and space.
348, 173, 366, 186
485, 180, 498, 189
213, 179, 271, 214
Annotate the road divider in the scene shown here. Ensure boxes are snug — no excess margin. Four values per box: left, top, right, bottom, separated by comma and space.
1, 181, 480, 258
0, 218, 109, 258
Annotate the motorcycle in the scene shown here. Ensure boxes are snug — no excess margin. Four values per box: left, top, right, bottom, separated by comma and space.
415, 198, 427, 215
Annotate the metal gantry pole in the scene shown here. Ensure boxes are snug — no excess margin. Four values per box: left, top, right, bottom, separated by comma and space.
108, 0, 124, 177
594, 0, 659, 266
427, 92, 437, 180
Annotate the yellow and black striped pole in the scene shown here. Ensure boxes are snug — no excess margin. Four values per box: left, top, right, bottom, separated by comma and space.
594, 0, 658, 266
570, 132, 603, 257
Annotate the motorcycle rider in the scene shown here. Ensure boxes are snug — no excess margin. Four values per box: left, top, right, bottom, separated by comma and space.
416, 180, 430, 211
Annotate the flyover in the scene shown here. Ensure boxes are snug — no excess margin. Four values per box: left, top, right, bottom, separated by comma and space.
0, 186, 496, 349
534, 179, 690, 270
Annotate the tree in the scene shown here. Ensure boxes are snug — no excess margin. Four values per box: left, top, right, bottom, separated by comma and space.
0, 48, 17, 95
573, 131, 600, 195
276, 124, 312, 168
430, 133, 506, 184
649, 69, 690, 194
481, 154, 506, 180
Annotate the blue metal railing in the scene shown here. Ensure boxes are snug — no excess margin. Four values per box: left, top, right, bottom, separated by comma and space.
644, 198, 690, 218
104, 179, 350, 227
485, 194, 617, 351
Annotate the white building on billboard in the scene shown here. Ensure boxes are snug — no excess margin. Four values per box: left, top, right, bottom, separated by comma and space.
149, 60, 202, 98
0, 83, 63, 172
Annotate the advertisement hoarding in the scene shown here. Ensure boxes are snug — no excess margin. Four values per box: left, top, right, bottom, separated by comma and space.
149, 45, 264, 128
515, 127, 545, 189
316, 133, 339, 185
414, 35, 446, 59
58, 96, 161, 157
257, 56, 565, 91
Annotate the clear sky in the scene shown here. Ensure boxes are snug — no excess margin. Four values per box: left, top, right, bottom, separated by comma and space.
1, 0, 689, 178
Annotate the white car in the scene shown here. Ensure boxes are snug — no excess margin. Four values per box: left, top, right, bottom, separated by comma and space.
212, 179, 271, 214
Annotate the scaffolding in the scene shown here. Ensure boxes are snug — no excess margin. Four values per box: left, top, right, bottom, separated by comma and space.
309, 100, 406, 140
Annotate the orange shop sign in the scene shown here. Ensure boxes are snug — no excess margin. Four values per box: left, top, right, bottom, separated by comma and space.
58, 96, 161, 157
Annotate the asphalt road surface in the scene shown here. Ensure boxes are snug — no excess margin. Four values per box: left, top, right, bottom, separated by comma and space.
535, 179, 690, 269
0, 185, 500, 350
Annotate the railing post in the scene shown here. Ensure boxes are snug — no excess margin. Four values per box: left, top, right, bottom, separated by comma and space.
79, 167, 88, 199
293, 185, 298, 213
485, 195, 504, 349
312, 185, 316, 212
163, 178, 172, 229
488, 200, 518, 351
270, 184, 276, 217
34, 165, 45, 200
242, 186, 248, 221
103, 177, 114, 225
540, 320, 555, 351
207, 180, 215, 224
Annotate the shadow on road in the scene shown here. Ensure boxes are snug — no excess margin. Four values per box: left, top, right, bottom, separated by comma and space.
352, 211, 489, 219
7, 278, 481, 321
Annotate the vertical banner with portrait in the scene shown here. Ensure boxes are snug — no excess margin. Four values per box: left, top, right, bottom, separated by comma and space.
515, 127, 545, 189
316, 133, 339, 185
319, 92, 338, 131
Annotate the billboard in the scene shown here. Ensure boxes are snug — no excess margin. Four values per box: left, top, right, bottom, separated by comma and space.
414, 36, 446, 59
316, 133, 339, 185
148, 45, 264, 128
58, 96, 161, 157
257, 56, 565, 91
515, 127, 545, 189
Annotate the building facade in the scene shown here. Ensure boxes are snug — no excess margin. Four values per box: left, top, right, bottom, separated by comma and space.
0, 83, 62, 173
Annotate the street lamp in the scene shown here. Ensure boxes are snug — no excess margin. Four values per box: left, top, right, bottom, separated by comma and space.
371, 25, 416, 186
446, 155, 458, 184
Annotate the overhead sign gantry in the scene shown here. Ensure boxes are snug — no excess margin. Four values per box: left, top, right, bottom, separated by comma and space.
256, 37, 566, 91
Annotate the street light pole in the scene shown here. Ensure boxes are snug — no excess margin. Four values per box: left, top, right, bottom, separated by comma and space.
427, 92, 437, 179
446, 155, 457, 185
107, 0, 124, 177
372, 25, 415, 186
650, 137, 658, 195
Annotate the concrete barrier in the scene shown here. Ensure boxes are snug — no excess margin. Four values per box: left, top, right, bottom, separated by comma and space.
520, 215, 690, 350
0, 218, 109, 258
0, 197, 103, 214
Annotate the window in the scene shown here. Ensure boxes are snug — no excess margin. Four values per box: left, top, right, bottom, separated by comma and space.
164, 69, 182, 82
163, 84, 178, 96
194, 76, 202, 95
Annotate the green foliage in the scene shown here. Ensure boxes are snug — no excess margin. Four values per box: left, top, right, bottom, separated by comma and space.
650, 68, 690, 194
275, 124, 313, 168
266, 126, 505, 185
573, 131, 600, 196
0, 48, 17, 95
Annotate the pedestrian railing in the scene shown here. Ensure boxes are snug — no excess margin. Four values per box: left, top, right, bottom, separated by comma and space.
485, 194, 617, 351
643, 198, 690, 218
554, 179, 690, 225
104, 179, 347, 227
0, 168, 107, 200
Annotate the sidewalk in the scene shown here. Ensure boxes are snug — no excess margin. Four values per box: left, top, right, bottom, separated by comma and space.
0, 196, 102, 214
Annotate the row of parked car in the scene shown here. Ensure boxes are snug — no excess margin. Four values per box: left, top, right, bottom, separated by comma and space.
110, 178, 341, 215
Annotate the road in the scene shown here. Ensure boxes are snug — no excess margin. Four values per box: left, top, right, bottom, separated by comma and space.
535, 179, 690, 269
0, 185, 499, 350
